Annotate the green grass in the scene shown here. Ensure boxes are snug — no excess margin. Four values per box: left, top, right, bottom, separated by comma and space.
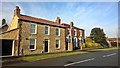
88, 47, 118, 51
21, 51, 88, 61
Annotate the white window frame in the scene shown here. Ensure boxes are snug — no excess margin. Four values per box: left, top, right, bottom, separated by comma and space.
44, 25, 50, 35
56, 27, 60, 36
30, 23, 37, 34
80, 30, 82, 37
74, 29, 77, 36
29, 38, 36, 50
74, 37, 78, 47
68, 28, 71, 36
56, 39, 60, 49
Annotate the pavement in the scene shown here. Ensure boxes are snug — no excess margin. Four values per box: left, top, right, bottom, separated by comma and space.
2, 49, 119, 66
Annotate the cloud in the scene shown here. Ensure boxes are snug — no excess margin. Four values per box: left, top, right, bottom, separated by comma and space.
1, 2, 118, 38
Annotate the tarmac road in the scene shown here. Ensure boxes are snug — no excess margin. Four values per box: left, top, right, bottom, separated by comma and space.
3, 49, 119, 66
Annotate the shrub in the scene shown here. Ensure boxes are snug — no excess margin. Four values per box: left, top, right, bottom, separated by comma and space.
85, 37, 102, 48
82, 43, 86, 48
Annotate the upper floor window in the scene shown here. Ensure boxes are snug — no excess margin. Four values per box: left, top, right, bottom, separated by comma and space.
68, 30, 70, 35
30, 38, 36, 50
74, 29, 77, 36
68, 29, 71, 35
44, 25, 50, 35
56, 39, 60, 48
56, 27, 60, 36
30, 23, 37, 34
80, 30, 82, 37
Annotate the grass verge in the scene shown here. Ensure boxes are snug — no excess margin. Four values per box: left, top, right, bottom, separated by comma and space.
88, 47, 118, 52
21, 51, 88, 61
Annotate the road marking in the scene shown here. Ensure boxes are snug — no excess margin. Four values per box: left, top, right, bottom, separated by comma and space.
102, 53, 117, 58
64, 58, 95, 66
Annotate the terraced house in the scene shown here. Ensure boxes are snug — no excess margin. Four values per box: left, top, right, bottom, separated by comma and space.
62, 23, 85, 51
0, 6, 85, 56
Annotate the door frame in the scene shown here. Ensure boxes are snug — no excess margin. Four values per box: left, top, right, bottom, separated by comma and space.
2, 39, 14, 56
74, 37, 78, 47
44, 39, 49, 53
66, 37, 69, 50
12, 40, 15, 56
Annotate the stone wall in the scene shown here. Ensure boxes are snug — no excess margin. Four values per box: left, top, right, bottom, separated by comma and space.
19, 21, 66, 56
0, 28, 19, 40
0, 28, 19, 56
7, 15, 19, 31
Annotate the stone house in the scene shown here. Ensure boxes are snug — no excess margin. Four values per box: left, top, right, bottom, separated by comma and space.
1, 6, 66, 56
0, 6, 85, 56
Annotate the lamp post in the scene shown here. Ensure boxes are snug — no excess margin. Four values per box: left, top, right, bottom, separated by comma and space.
116, 30, 119, 48
117, 38, 118, 48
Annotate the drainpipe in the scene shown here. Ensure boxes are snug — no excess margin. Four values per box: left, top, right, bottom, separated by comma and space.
18, 20, 22, 56
117, 34, 119, 48
117, 38, 118, 48
116, 30, 119, 48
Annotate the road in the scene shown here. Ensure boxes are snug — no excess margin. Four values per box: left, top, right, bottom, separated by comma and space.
3, 49, 119, 66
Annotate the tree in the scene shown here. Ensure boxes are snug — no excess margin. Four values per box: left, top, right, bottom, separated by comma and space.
90, 28, 105, 42
2, 19, 6, 25
90, 28, 109, 48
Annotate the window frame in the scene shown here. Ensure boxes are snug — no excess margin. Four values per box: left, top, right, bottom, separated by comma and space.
80, 30, 82, 37
68, 28, 71, 36
74, 29, 77, 36
29, 38, 36, 50
30, 23, 37, 34
44, 25, 50, 35
56, 39, 60, 49
56, 27, 60, 36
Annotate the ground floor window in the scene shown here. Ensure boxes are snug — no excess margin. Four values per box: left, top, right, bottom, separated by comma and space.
30, 38, 36, 50
56, 40, 60, 48
67, 36, 71, 43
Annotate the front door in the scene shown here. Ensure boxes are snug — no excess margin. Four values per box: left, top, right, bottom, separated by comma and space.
66, 41, 68, 50
66, 38, 68, 50
44, 39, 48, 52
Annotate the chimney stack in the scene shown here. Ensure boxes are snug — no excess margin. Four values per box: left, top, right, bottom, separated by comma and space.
56, 17, 61, 24
70, 22, 74, 28
70, 22, 74, 37
14, 6, 20, 17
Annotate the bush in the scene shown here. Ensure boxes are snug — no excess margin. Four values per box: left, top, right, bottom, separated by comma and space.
82, 43, 86, 48
85, 37, 102, 48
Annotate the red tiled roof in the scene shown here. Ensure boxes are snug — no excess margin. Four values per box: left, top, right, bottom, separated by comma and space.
19, 14, 66, 28
62, 23, 84, 30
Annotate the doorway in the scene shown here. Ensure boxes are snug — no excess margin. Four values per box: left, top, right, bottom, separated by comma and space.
2, 40, 13, 56
44, 39, 48, 52
66, 38, 68, 50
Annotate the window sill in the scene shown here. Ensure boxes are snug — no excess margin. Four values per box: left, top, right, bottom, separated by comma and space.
30, 33, 37, 35
45, 34, 50, 35
29, 49, 36, 51
56, 48, 60, 50
56, 35, 60, 36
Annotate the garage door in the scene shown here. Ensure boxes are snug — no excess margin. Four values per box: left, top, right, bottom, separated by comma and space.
2, 40, 13, 56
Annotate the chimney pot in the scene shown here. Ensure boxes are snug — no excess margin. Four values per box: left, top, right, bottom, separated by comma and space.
14, 6, 20, 17
70, 22, 74, 27
56, 17, 61, 24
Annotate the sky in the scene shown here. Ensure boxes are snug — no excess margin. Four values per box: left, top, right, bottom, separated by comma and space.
1, 2, 118, 38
